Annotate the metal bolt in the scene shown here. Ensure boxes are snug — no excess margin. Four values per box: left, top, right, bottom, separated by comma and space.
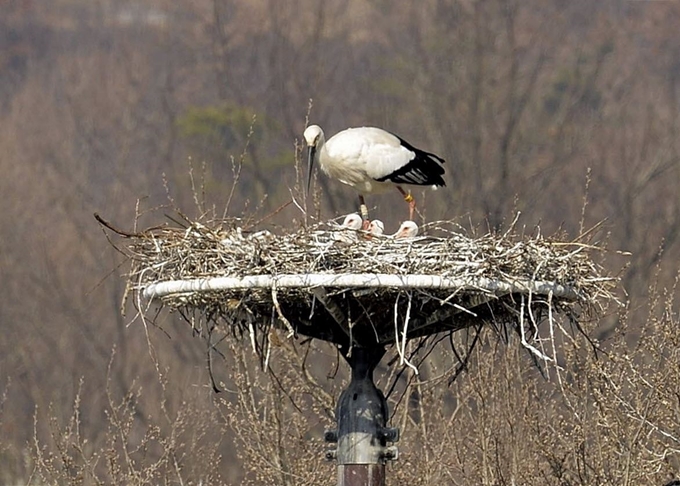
378, 427, 400, 442
324, 429, 338, 443
381, 446, 399, 462
325, 449, 337, 461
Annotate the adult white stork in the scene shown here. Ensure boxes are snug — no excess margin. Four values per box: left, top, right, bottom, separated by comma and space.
304, 125, 445, 226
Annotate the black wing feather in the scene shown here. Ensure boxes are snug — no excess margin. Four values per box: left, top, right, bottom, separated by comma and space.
376, 135, 446, 186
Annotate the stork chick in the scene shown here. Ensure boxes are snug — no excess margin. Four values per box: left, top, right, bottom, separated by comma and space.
368, 219, 385, 237
333, 213, 363, 243
394, 221, 419, 239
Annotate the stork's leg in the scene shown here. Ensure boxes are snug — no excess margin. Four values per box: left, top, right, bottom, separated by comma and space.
396, 187, 416, 221
358, 195, 371, 230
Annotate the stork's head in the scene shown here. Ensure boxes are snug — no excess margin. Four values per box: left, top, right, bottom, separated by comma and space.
395, 221, 419, 239
304, 125, 324, 191
341, 213, 363, 230
368, 220, 385, 236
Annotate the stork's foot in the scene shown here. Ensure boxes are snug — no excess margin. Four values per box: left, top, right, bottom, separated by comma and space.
358, 194, 370, 224
407, 198, 416, 221
359, 202, 370, 229
397, 187, 417, 221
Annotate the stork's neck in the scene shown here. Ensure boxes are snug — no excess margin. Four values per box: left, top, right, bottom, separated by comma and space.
317, 131, 326, 153
315, 132, 328, 168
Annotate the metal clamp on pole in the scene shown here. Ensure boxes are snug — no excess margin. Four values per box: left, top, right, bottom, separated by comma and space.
324, 429, 339, 461
378, 427, 399, 443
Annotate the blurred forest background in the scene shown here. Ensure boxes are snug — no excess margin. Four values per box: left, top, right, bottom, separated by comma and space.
1, 0, 680, 484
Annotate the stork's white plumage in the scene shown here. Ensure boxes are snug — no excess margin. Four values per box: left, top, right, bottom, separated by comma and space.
340, 213, 363, 230
394, 221, 419, 239
333, 213, 363, 243
368, 220, 385, 237
304, 125, 445, 224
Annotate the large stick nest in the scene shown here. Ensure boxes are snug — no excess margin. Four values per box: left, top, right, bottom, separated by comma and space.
101, 212, 619, 365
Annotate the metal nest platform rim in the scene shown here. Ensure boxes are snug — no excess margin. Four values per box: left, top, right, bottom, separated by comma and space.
143, 273, 579, 301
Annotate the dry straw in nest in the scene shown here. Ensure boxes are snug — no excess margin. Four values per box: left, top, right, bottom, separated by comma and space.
98, 211, 620, 373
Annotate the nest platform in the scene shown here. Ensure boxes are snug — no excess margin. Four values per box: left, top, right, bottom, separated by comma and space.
108, 215, 617, 355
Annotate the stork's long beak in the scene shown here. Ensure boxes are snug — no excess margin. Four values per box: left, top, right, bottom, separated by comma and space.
306, 145, 316, 192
